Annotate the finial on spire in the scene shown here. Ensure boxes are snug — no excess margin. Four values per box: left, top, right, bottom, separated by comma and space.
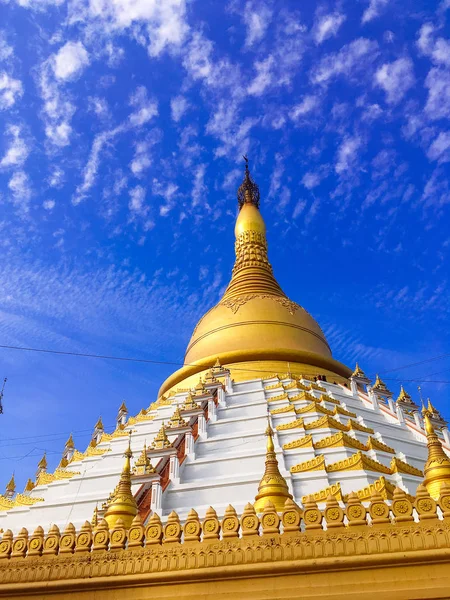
254, 418, 292, 512
103, 433, 138, 529
422, 407, 450, 499
237, 156, 260, 210
0, 377, 7, 414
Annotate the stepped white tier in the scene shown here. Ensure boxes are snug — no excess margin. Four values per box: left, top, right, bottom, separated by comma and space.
1, 372, 449, 535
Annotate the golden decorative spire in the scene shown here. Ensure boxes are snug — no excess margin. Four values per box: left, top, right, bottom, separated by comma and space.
151, 423, 172, 449
133, 443, 155, 475
94, 416, 104, 430
158, 157, 350, 399
194, 377, 207, 396
91, 505, 99, 527
182, 392, 199, 411
5, 474, 15, 495
37, 453, 47, 470
254, 421, 292, 512
65, 434, 75, 449
372, 374, 391, 394
104, 434, 138, 529
221, 159, 285, 302
422, 408, 450, 499
351, 363, 366, 378
24, 479, 35, 492
397, 385, 414, 404
118, 401, 127, 413
168, 406, 187, 428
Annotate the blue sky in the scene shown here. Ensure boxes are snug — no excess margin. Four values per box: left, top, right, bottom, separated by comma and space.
0, 0, 449, 491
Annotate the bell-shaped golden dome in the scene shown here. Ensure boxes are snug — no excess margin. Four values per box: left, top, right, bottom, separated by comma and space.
159, 161, 350, 397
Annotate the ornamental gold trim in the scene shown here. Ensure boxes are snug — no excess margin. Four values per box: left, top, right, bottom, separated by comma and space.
347, 419, 374, 434
390, 457, 424, 477
367, 436, 395, 454
302, 482, 343, 504
291, 455, 326, 473
313, 432, 366, 451
283, 435, 313, 450
334, 405, 357, 418
304, 415, 348, 432
276, 418, 304, 431
327, 451, 391, 474
270, 405, 295, 415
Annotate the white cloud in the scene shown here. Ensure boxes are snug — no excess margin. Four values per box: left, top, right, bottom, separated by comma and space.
53, 41, 89, 80
313, 12, 346, 45
37, 60, 76, 147
290, 95, 319, 120
88, 96, 110, 119
374, 57, 415, 104
335, 135, 363, 174
43, 199, 56, 210
128, 185, 147, 215
292, 199, 306, 219
311, 38, 378, 85
129, 86, 158, 126
361, 0, 388, 24
85, 0, 188, 57
8, 170, 31, 213
424, 67, 450, 120
191, 163, 206, 206
428, 131, 450, 162
417, 24, 450, 67
0, 72, 23, 109
0, 124, 29, 168
0, 34, 13, 61
247, 55, 275, 96
170, 95, 188, 122
243, 2, 272, 47
48, 167, 64, 187
182, 32, 213, 81
302, 172, 321, 189
73, 123, 125, 204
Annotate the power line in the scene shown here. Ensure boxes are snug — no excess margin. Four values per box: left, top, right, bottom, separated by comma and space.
379, 353, 450, 375
1, 343, 450, 383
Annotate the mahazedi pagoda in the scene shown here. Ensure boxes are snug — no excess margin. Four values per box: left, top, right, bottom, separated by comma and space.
1, 163, 450, 599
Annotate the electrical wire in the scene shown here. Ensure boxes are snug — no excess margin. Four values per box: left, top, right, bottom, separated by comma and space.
1, 343, 450, 382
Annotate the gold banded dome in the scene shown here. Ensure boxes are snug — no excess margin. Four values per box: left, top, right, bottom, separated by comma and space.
159, 161, 350, 396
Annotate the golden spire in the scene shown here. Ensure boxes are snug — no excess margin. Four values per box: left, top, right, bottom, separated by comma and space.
372, 374, 391, 394
133, 443, 155, 475
351, 362, 366, 378
94, 416, 104, 430
422, 407, 450, 499
168, 406, 187, 428
65, 434, 75, 449
397, 385, 413, 404
104, 434, 138, 529
254, 420, 292, 512
221, 159, 285, 302
151, 423, 172, 449
118, 401, 127, 413
37, 453, 47, 470
24, 479, 35, 492
5, 474, 15, 495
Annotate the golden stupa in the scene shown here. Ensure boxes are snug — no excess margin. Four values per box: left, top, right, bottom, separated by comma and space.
160, 160, 350, 396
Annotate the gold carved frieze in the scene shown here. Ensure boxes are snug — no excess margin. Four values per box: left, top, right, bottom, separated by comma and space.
327, 451, 391, 474
283, 435, 313, 450
276, 418, 304, 431
302, 482, 343, 504
270, 405, 295, 415
291, 454, 326, 473
390, 457, 424, 477
313, 432, 366, 451
220, 294, 301, 315
347, 419, 374, 434
367, 436, 395, 454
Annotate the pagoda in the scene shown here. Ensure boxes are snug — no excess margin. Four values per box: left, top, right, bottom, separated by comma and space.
1, 161, 450, 598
